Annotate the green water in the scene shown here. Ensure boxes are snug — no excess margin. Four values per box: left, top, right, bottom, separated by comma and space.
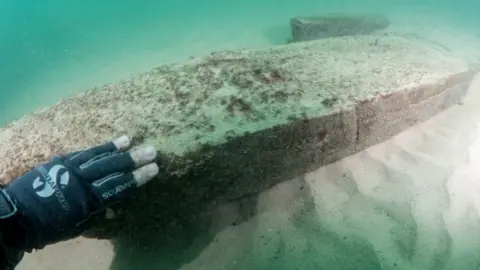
2, 0, 479, 124
5, 0, 480, 269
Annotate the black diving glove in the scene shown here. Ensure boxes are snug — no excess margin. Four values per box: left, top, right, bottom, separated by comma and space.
0, 135, 159, 252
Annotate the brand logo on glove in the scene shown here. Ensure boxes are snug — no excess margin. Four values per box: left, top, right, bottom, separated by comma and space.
32, 165, 70, 211
102, 179, 136, 200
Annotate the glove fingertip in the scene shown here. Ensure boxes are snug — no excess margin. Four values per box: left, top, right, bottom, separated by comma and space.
132, 163, 159, 187
113, 135, 130, 150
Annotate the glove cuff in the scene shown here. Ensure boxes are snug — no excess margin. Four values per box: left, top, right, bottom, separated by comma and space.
0, 189, 17, 218
0, 188, 25, 269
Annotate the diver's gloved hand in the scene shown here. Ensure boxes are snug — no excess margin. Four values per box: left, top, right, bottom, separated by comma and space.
1, 135, 159, 251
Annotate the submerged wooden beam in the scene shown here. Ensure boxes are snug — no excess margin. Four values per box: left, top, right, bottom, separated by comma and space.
0, 34, 476, 239
290, 13, 391, 42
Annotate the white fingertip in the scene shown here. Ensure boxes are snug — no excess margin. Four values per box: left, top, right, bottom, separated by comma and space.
142, 146, 157, 160
133, 163, 160, 186
113, 135, 130, 150
130, 146, 157, 166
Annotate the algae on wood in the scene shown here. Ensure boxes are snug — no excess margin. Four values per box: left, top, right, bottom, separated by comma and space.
0, 34, 475, 239
290, 13, 391, 42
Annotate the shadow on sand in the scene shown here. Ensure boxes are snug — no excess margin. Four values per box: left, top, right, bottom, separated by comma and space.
106, 176, 320, 270
261, 24, 292, 45
107, 193, 261, 270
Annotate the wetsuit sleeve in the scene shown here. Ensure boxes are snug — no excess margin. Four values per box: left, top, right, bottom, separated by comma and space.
0, 233, 24, 270
0, 188, 25, 270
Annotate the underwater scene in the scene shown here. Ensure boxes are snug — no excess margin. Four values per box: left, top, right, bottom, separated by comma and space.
2, 0, 480, 269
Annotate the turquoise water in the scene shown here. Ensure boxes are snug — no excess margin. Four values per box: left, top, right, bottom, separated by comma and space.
1, 0, 479, 124
5, 0, 480, 270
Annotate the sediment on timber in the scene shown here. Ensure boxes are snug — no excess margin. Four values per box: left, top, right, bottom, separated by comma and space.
290, 13, 391, 42
0, 34, 476, 239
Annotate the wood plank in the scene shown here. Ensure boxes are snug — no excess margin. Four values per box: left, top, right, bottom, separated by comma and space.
0, 34, 475, 239
290, 14, 390, 42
